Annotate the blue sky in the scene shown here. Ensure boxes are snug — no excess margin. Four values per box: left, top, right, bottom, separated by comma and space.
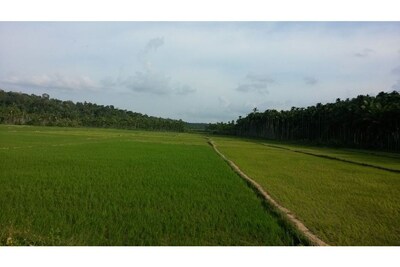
0, 22, 399, 122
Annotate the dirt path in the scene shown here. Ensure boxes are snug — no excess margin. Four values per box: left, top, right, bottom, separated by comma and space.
208, 139, 328, 246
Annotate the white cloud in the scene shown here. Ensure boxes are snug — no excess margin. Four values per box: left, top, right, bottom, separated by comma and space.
175, 84, 196, 95
236, 73, 274, 94
123, 70, 171, 95
1, 22, 400, 122
218, 96, 256, 114
1, 73, 99, 91
117, 37, 196, 96
101, 70, 196, 96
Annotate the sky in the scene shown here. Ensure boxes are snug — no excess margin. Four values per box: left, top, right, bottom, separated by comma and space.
0, 22, 399, 123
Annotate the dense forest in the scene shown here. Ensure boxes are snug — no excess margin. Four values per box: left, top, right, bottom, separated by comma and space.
0, 90, 185, 132
207, 91, 400, 151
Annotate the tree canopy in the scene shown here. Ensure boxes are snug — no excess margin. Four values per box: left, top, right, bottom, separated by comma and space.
207, 91, 400, 151
0, 90, 185, 132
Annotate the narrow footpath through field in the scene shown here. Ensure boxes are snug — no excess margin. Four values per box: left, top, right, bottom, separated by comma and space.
210, 136, 400, 245
208, 139, 328, 246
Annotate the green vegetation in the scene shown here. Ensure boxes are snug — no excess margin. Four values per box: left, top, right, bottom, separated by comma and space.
0, 90, 185, 132
0, 125, 302, 246
207, 91, 400, 151
1, 87, 399, 246
261, 141, 400, 172
212, 136, 400, 245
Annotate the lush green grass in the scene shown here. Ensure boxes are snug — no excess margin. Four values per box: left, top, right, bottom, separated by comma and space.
0, 125, 302, 246
212, 136, 400, 245
0, 125, 206, 148
260, 140, 400, 172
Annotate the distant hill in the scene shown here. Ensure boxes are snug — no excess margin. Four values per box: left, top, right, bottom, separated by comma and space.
0, 89, 185, 132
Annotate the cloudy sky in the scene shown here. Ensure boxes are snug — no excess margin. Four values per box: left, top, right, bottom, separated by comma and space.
0, 22, 399, 122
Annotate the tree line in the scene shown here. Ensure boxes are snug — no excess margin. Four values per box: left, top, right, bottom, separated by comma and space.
207, 91, 400, 151
0, 90, 185, 132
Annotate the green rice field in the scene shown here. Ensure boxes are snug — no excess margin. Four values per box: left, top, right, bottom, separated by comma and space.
212, 136, 400, 245
1, 125, 399, 246
0, 125, 302, 246
260, 141, 400, 172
